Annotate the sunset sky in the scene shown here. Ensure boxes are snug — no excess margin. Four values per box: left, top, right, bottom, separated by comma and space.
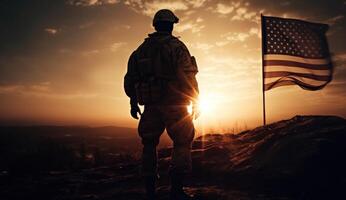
1, 0, 345, 131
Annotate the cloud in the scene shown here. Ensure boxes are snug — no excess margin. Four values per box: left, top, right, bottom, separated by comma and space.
215, 41, 229, 47
79, 21, 95, 29
122, 25, 131, 29
231, 32, 249, 42
0, 82, 51, 95
196, 17, 203, 22
188, 0, 207, 8
61, 42, 127, 56
249, 27, 260, 38
28, 82, 51, 93
325, 15, 344, 25
44, 28, 58, 35
123, 0, 144, 8
175, 22, 205, 33
190, 42, 214, 52
211, 2, 258, 22
0, 85, 23, 94
110, 42, 127, 52
124, 0, 207, 17
0, 82, 98, 99
68, 0, 207, 11
67, 0, 120, 6
336, 53, 346, 61
333, 53, 346, 77
214, 3, 234, 15
231, 7, 257, 22
137, 0, 189, 16
218, 27, 260, 45
183, 10, 196, 16
280, 1, 291, 6
82, 49, 100, 56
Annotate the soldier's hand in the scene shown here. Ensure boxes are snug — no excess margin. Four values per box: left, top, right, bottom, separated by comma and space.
192, 103, 200, 120
130, 104, 142, 120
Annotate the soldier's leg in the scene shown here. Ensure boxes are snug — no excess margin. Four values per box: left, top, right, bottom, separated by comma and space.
163, 106, 195, 174
163, 106, 195, 199
138, 106, 165, 177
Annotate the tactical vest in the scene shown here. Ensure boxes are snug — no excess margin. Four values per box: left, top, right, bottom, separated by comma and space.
134, 35, 177, 105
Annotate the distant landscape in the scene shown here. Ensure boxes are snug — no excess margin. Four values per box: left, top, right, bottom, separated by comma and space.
0, 126, 173, 173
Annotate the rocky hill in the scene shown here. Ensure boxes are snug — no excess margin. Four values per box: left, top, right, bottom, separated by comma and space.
158, 115, 346, 199
1, 116, 345, 199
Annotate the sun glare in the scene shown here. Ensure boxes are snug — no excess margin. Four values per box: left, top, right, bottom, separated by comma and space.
198, 94, 215, 114
188, 93, 218, 116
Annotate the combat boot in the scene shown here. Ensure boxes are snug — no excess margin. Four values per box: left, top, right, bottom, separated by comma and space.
169, 174, 194, 200
144, 176, 156, 200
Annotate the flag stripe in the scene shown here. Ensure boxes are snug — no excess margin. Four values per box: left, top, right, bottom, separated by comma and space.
265, 76, 328, 85
265, 81, 296, 91
264, 54, 330, 65
264, 60, 331, 70
264, 65, 330, 75
265, 79, 329, 91
265, 72, 331, 81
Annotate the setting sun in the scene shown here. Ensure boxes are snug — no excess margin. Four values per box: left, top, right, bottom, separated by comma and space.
188, 93, 220, 117
198, 94, 217, 115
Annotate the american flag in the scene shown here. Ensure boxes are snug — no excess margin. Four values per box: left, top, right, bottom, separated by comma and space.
262, 16, 333, 91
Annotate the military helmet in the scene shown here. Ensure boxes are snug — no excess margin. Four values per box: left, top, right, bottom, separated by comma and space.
152, 9, 179, 26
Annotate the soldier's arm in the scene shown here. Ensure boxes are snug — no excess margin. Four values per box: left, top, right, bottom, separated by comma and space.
187, 56, 199, 102
124, 51, 138, 106
175, 44, 199, 103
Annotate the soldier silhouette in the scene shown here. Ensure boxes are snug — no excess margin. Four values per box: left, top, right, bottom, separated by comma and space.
124, 9, 199, 200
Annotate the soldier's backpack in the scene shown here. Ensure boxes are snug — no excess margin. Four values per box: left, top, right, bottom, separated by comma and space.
134, 36, 176, 105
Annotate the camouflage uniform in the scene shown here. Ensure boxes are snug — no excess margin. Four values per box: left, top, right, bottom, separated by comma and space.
124, 32, 199, 176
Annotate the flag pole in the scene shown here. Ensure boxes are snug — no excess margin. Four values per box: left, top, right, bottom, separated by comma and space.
261, 14, 266, 126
